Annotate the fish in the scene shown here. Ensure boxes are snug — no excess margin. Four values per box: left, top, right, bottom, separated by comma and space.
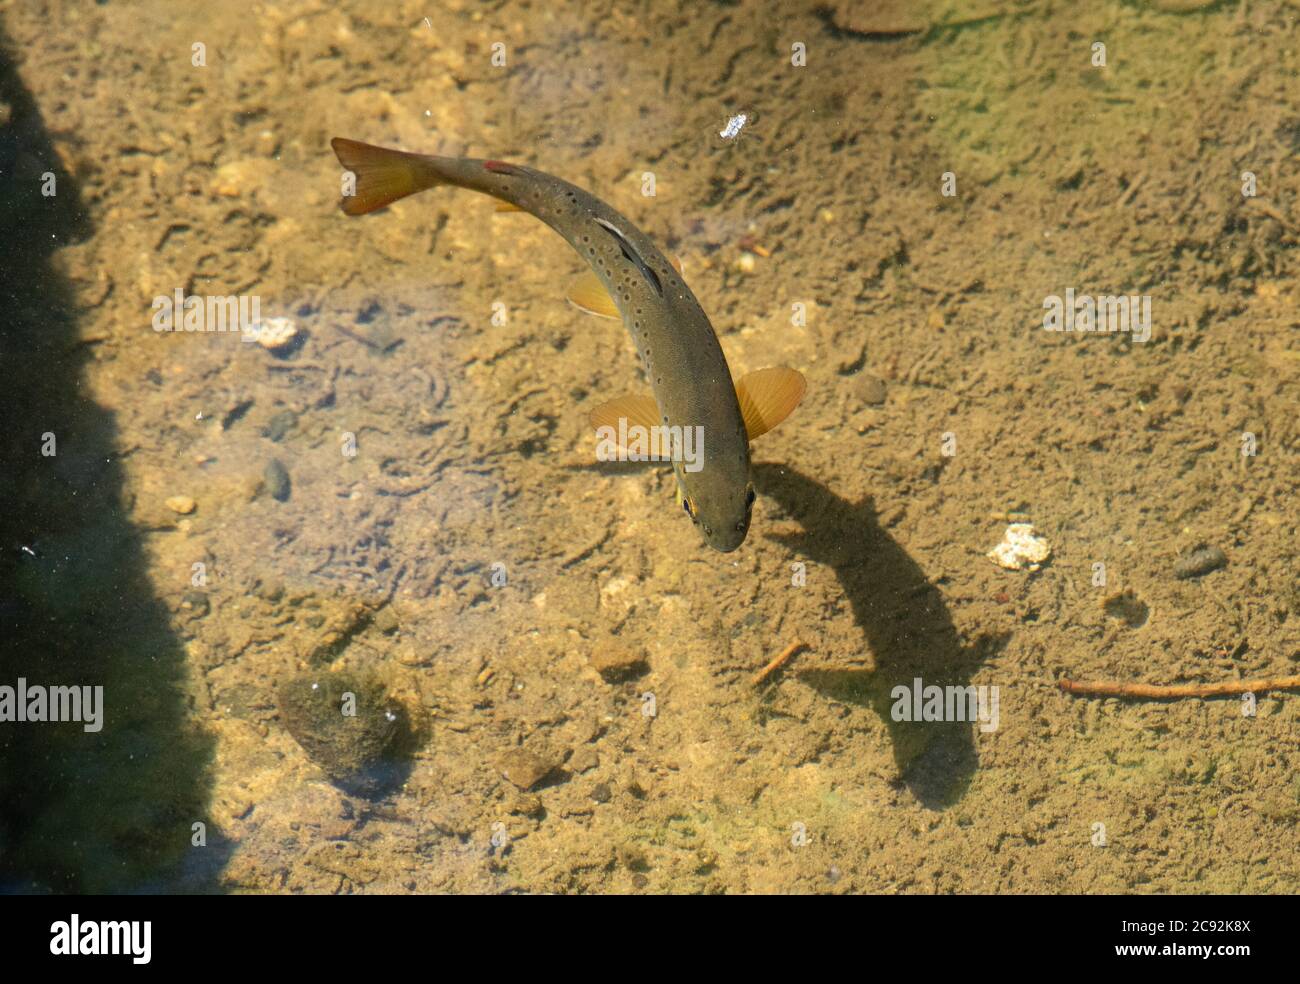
330, 137, 805, 552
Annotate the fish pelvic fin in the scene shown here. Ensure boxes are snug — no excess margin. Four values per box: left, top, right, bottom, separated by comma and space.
589, 394, 662, 453
736, 367, 806, 441
567, 255, 684, 321
331, 137, 444, 215
567, 271, 622, 319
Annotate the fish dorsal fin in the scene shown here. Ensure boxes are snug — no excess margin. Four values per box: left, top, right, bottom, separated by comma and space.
735, 367, 806, 441
567, 255, 683, 321
589, 394, 661, 453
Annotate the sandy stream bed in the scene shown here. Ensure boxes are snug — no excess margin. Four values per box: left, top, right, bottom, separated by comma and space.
0, 0, 1296, 893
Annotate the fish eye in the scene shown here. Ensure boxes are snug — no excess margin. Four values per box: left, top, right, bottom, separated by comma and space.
682, 498, 694, 519
744, 488, 756, 507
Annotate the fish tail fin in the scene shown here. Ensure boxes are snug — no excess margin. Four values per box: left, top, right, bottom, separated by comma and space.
330, 137, 445, 215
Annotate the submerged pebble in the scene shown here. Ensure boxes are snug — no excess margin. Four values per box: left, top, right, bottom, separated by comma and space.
498, 747, 560, 790
262, 409, 297, 442
165, 495, 196, 514
589, 646, 648, 683
987, 523, 1052, 572
249, 316, 299, 352
278, 671, 403, 793
264, 459, 291, 501
855, 373, 888, 406
1173, 545, 1227, 579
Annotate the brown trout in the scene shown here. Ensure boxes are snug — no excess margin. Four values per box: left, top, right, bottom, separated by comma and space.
331, 137, 805, 551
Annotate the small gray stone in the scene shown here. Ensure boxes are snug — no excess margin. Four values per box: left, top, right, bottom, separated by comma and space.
855, 373, 888, 405
262, 410, 297, 442
278, 671, 404, 794
264, 459, 291, 502
1173, 545, 1227, 580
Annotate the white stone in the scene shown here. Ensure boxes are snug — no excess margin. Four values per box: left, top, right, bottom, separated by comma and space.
987, 523, 1052, 571
248, 316, 298, 352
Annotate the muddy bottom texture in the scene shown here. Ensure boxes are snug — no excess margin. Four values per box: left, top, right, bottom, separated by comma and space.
0, 0, 1296, 893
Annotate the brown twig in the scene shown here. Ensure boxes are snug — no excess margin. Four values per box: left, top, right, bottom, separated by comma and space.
752, 641, 807, 687
334, 323, 381, 349
1058, 675, 1300, 700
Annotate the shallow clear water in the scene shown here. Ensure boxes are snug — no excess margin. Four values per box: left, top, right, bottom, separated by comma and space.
0, 0, 1297, 894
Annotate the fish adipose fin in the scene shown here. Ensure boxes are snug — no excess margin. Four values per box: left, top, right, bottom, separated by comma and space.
567, 255, 684, 321
589, 394, 661, 453
736, 367, 806, 441
331, 137, 444, 215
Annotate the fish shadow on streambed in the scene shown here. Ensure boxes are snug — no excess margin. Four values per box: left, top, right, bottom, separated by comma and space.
754, 463, 1009, 810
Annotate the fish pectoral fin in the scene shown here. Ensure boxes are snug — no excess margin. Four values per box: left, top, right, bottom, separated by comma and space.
735, 367, 807, 441
566, 254, 684, 321
494, 201, 527, 212
589, 394, 662, 452
567, 271, 622, 320
330, 138, 444, 216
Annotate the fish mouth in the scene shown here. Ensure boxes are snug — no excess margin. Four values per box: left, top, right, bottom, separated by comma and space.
704, 522, 749, 552
686, 484, 753, 552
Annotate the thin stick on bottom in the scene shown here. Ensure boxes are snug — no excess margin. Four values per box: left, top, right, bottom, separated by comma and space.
1058, 675, 1300, 699
752, 641, 807, 687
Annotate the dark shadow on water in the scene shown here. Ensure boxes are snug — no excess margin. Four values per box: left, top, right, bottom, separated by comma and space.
755, 463, 1007, 810
0, 31, 220, 891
